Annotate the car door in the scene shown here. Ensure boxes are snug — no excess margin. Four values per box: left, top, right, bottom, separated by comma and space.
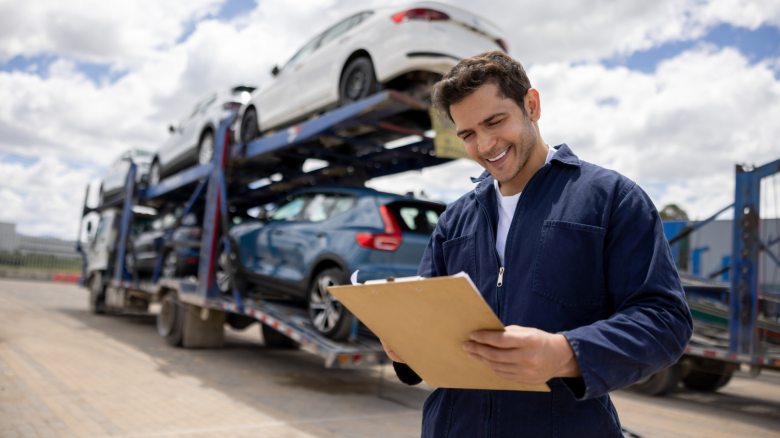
159, 102, 201, 170
295, 15, 362, 113
271, 193, 342, 283
258, 34, 324, 130
253, 195, 307, 278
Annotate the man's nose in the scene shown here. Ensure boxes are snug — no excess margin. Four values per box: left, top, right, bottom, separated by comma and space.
477, 134, 498, 155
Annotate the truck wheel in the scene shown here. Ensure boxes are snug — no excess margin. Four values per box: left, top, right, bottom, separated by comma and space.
157, 293, 185, 346
308, 268, 353, 341
626, 364, 682, 396
261, 323, 298, 348
89, 273, 106, 314
682, 369, 733, 391
339, 57, 377, 106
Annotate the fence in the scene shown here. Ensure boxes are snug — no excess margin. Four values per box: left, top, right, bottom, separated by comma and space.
0, 222, 83, 282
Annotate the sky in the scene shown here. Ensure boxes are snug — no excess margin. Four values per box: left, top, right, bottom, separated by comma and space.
1, 0, 780, 239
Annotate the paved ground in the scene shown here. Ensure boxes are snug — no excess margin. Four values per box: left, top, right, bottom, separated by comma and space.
1, 279, 779, 438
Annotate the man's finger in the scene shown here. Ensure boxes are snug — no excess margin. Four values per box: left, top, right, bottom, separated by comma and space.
470, 327, 531, 348
464, 341, 519, 364
470, 354, 521, 373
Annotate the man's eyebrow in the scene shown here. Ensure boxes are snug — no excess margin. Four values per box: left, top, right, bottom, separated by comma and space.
456, 112, 508, 137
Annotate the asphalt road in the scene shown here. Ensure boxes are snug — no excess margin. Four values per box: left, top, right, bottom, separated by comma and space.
1, 279, 779, 438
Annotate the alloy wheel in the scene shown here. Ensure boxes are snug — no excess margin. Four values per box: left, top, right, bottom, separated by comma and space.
198, 134, 214, 165
216, 251, 232, 292
309, 274, 342, 333
346, 70, 366, 100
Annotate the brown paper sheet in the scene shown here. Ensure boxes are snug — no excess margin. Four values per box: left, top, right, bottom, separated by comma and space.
328, 274, 549, 392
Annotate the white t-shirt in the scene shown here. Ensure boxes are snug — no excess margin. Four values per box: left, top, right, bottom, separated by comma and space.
493, 145, 558, 266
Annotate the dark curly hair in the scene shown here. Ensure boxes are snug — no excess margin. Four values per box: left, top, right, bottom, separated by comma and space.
432, 50, 532, 121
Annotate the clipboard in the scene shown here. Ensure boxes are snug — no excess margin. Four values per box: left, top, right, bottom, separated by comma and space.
328, 272, 550, 392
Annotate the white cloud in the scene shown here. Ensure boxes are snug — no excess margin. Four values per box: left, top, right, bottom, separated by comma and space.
0, 157, 92, 237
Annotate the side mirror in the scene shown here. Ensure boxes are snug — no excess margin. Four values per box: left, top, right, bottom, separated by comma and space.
271, 65, 280, 77
169, 125, 175, 134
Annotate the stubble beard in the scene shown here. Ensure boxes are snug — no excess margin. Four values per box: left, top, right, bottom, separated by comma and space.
495, 116, 538, 184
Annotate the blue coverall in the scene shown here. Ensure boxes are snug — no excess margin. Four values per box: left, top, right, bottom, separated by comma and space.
394, 144, 693, 437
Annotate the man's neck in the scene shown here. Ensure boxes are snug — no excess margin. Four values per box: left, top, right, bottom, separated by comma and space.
497, 141, 549, 197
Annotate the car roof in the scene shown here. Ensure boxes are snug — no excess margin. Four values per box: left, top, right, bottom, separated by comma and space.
289, 185, 445, 206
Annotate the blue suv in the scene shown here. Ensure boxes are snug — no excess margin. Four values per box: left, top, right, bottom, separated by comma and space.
221, 186, 445, 340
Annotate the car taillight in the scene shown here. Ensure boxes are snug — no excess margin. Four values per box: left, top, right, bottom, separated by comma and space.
496, 38, 509, 53
355, 205, 403, 251
391, 8, 449, 23
223, 102, 241, 111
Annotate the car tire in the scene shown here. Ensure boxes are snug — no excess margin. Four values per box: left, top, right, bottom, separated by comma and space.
308, 267, 353, 341
161, 250, 179, 279
157, 292, 185, 347
241, 107, 260, 144
215, 239, 242, 294
89, 272, 106, 314
626, 364, 682, 396
682, 369, 732, 392
149, 159, 162, 187
339, 57, 377, 106
198, 131, 215, 165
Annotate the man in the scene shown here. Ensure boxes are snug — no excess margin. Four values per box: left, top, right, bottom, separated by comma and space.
380, 50, 692, 437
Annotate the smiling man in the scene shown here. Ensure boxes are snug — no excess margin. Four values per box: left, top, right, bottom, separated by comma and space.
380, 50, 693, 437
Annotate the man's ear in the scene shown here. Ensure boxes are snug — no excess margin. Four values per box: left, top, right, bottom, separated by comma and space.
525, 89, 541, 122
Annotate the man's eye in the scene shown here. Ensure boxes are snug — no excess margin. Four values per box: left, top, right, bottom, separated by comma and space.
461, 133, 472, 140
489, 119, 503, 126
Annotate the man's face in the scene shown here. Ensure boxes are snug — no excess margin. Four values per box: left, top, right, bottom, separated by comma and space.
450, 82, 538, 183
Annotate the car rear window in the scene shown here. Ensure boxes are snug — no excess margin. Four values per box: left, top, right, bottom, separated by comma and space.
387, 202, 444, 235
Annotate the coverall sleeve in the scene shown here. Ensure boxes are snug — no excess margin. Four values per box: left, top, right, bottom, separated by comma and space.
391, 209, 450, 385
561, 184, 693, 400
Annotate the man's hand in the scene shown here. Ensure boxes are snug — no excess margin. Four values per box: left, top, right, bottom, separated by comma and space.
463, 325, 581, 385
381, 339, 404, 363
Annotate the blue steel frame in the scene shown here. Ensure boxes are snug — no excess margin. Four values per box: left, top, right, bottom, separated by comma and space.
730, 158, 780, 356
113, 163, 137, 282
196, 113, 235, 299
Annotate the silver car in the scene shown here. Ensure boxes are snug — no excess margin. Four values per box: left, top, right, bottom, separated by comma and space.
99, 149, 154, 205
149, 85, 256, 186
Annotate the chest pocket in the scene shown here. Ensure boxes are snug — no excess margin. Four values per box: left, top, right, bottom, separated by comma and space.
533, 220, 606, 308
442, 233, 477, 280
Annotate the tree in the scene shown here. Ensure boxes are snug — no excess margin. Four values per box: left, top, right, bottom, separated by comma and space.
660, 204, 689, 221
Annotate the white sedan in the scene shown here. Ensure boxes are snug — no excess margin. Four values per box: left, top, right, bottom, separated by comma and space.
236, 1, 506, 143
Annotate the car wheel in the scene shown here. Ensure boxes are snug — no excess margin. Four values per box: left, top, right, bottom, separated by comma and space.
241, 107, 260, 144
626, 364, 682, 396
198, 131, 215, 165
162, 251, 179, 279
339, 57, 377, 106
157, 292, 185, 346
149, 159, 162, 187
214, 240, 242, 293
308, 267, 353, 340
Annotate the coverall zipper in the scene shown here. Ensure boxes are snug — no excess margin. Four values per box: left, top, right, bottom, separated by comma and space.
473, 161, 552, 436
